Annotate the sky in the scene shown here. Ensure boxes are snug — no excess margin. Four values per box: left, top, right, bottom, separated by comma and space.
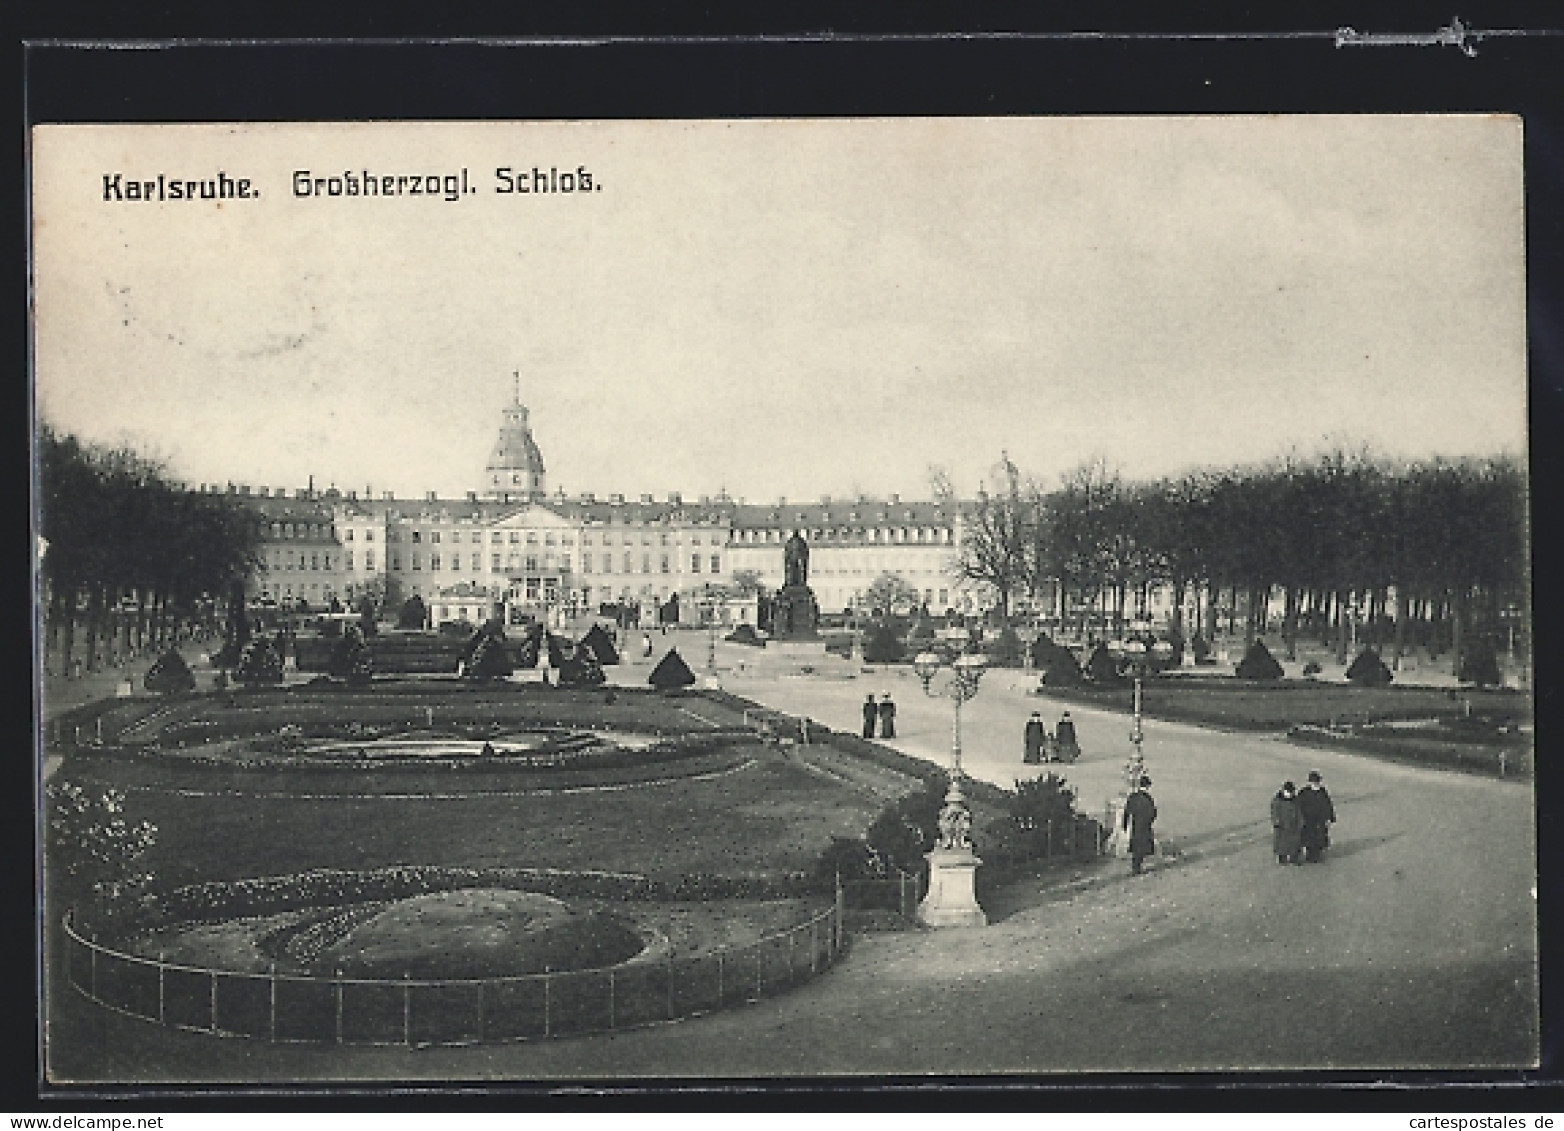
32, 115, 1527, 503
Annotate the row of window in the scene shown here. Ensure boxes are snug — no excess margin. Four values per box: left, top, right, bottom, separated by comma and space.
733, 526, 952, 545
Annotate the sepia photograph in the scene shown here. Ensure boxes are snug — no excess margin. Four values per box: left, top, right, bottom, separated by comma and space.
30, 112, 1537, 1086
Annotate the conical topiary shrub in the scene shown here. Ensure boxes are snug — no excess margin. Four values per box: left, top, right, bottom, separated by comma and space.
1235, 639, 1285, 680
1346, 647, 1394, 687
558, 644, 607, 688
143, 647, 196, 695
235, 638, 283, 686
513, 627, 541, 670
580, 623, 620, 665
545, 632, 569, 669
724, 623, 762, 647
467, 633, 514, 682
648, 647, 697, 691
397, 595, 428, 630
1031, 633, 1084, 687
328, 624, 374, 686
1085, 643, 1126, 685
1459, 639, 1502, 688
987, 626, 1024, 668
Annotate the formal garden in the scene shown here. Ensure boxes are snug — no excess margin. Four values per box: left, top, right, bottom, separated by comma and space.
45, 630, 1109, 1051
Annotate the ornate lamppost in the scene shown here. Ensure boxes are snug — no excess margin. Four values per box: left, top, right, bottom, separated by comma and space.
1108, 632, 1173, 855
910, 649, 990, 927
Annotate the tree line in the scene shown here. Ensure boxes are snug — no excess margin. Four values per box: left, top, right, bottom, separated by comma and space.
37, 425, 265, 675
954, 447, 1528, 670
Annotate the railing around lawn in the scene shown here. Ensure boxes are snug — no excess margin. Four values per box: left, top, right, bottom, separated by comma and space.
62, 899, 846, 1047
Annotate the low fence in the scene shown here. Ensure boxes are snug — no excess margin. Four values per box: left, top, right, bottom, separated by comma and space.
838, 866, 923, 921
62, 900, 845, 1047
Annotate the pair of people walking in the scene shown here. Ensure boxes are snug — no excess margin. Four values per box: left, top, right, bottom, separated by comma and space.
861, 692, 897, 739
1270, 770, 1337, 865
1023, 710, 1080, 764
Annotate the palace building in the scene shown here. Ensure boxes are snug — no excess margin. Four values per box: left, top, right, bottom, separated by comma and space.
232, 378, 979, 626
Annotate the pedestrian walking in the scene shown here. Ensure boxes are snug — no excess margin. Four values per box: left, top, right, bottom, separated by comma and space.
641, 632, 653, 659
862, 694, 879, 739
1055, 711, 1080, 763
877, 693, 897, 739
1297, 770, 1336, 863
1271, 780, 1304, 865
1023, 711, 1047, 763
1122, 776, 1157, 875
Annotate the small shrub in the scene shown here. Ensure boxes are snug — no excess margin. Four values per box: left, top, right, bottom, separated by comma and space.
1030, 633, 1083, 686
648, 647, 697, 690
1235, 639, 1285, 680
1084, 643, 1126, 685
143, 648, 196, 695
580, 623, 621, 664
235, 638, 283, 686
558, 644, 607, 688
724, 623, 763, 647
1191, 634, 1213, 663
1302, 660, 1323, 677
396, 595, 428, 630
1459, 639, 1502, 688
861, 624, 905, 664
467, 633, 514, 682
1346, 647, 1393, 687
987, 626, 1025, 669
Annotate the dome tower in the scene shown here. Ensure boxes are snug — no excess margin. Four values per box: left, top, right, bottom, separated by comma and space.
484, 372, 547, 498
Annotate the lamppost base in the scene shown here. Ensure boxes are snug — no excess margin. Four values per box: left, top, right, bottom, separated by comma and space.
916, 847, 987, 928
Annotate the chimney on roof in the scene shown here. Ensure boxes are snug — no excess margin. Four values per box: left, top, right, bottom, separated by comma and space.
699, 495, 710, 505
426, 491, 437, 503
581, 491, 596, 502
257, 487, 269, 498
238, 485, 250, 496
296, 488, 310, 499
778, 496, 787, 506
466, 491, 478, 502
890, 493, 901, 504
819, 494, 831, 504
668, 492, 682, 505
347, 490, 356, 500
610, 493, 625, 504
640, 494, 653, 504
382, 491, 395, 501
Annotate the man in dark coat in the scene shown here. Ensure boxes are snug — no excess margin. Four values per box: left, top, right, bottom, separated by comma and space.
877, 693, 897, 739
1296, 769, 1337, 863
1055, 711, 1080, 763
1271, 781, 1304, 865
1122, 776, 1157, 875
1023, 711, 1047, 763
862, 694, 879, 739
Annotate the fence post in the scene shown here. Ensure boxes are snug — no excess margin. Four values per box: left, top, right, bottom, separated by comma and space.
269, 963, 277, 1042
608, 969, 616, 1030
755, 943, 763, 1000
811, 918, 819, 974
210, 968, 219, 1033
403, 974, 412, 1047
334, 969, 344, 1045
476, 980, 485, 1044
543, 974, 551, 1038
788, 932, 796, 983
158, 953, 166, 1024
666, 953, 675, 1020
835, 871, 845, 950
89, 935, 97, 999
716, 951, 724, 1006
898, 870, 907, 919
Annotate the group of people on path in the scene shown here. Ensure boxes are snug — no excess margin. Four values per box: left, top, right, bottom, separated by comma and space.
1270, 771, 1337, 865
861, 693, 898, 739
1023, 710, 1080, 764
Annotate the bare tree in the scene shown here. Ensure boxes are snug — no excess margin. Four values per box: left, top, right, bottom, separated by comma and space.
956, 453, 1032, 623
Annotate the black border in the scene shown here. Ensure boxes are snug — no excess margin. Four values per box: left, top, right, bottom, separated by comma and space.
16, 11, 1564, 1112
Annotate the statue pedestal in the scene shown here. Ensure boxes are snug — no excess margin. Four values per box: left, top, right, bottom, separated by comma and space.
917, 847, 987, 928
770, 584, 820, 640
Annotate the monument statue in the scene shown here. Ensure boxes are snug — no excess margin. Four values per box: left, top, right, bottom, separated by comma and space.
784, 531, 809, 589
771, 531, 819, 640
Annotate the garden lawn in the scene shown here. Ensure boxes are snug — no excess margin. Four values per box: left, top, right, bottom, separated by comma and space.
1034, 679, 1528, 731
58, 752, 883, 892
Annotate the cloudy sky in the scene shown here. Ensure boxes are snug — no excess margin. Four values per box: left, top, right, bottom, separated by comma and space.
32, 115, 1526, 502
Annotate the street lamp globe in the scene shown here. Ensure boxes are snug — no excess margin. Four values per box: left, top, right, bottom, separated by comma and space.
1122, 639, 1147, 662
913, 650, 942, 687
953, 651, 988, 680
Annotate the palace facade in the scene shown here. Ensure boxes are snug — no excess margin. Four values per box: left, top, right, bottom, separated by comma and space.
230, 381, 979, 626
